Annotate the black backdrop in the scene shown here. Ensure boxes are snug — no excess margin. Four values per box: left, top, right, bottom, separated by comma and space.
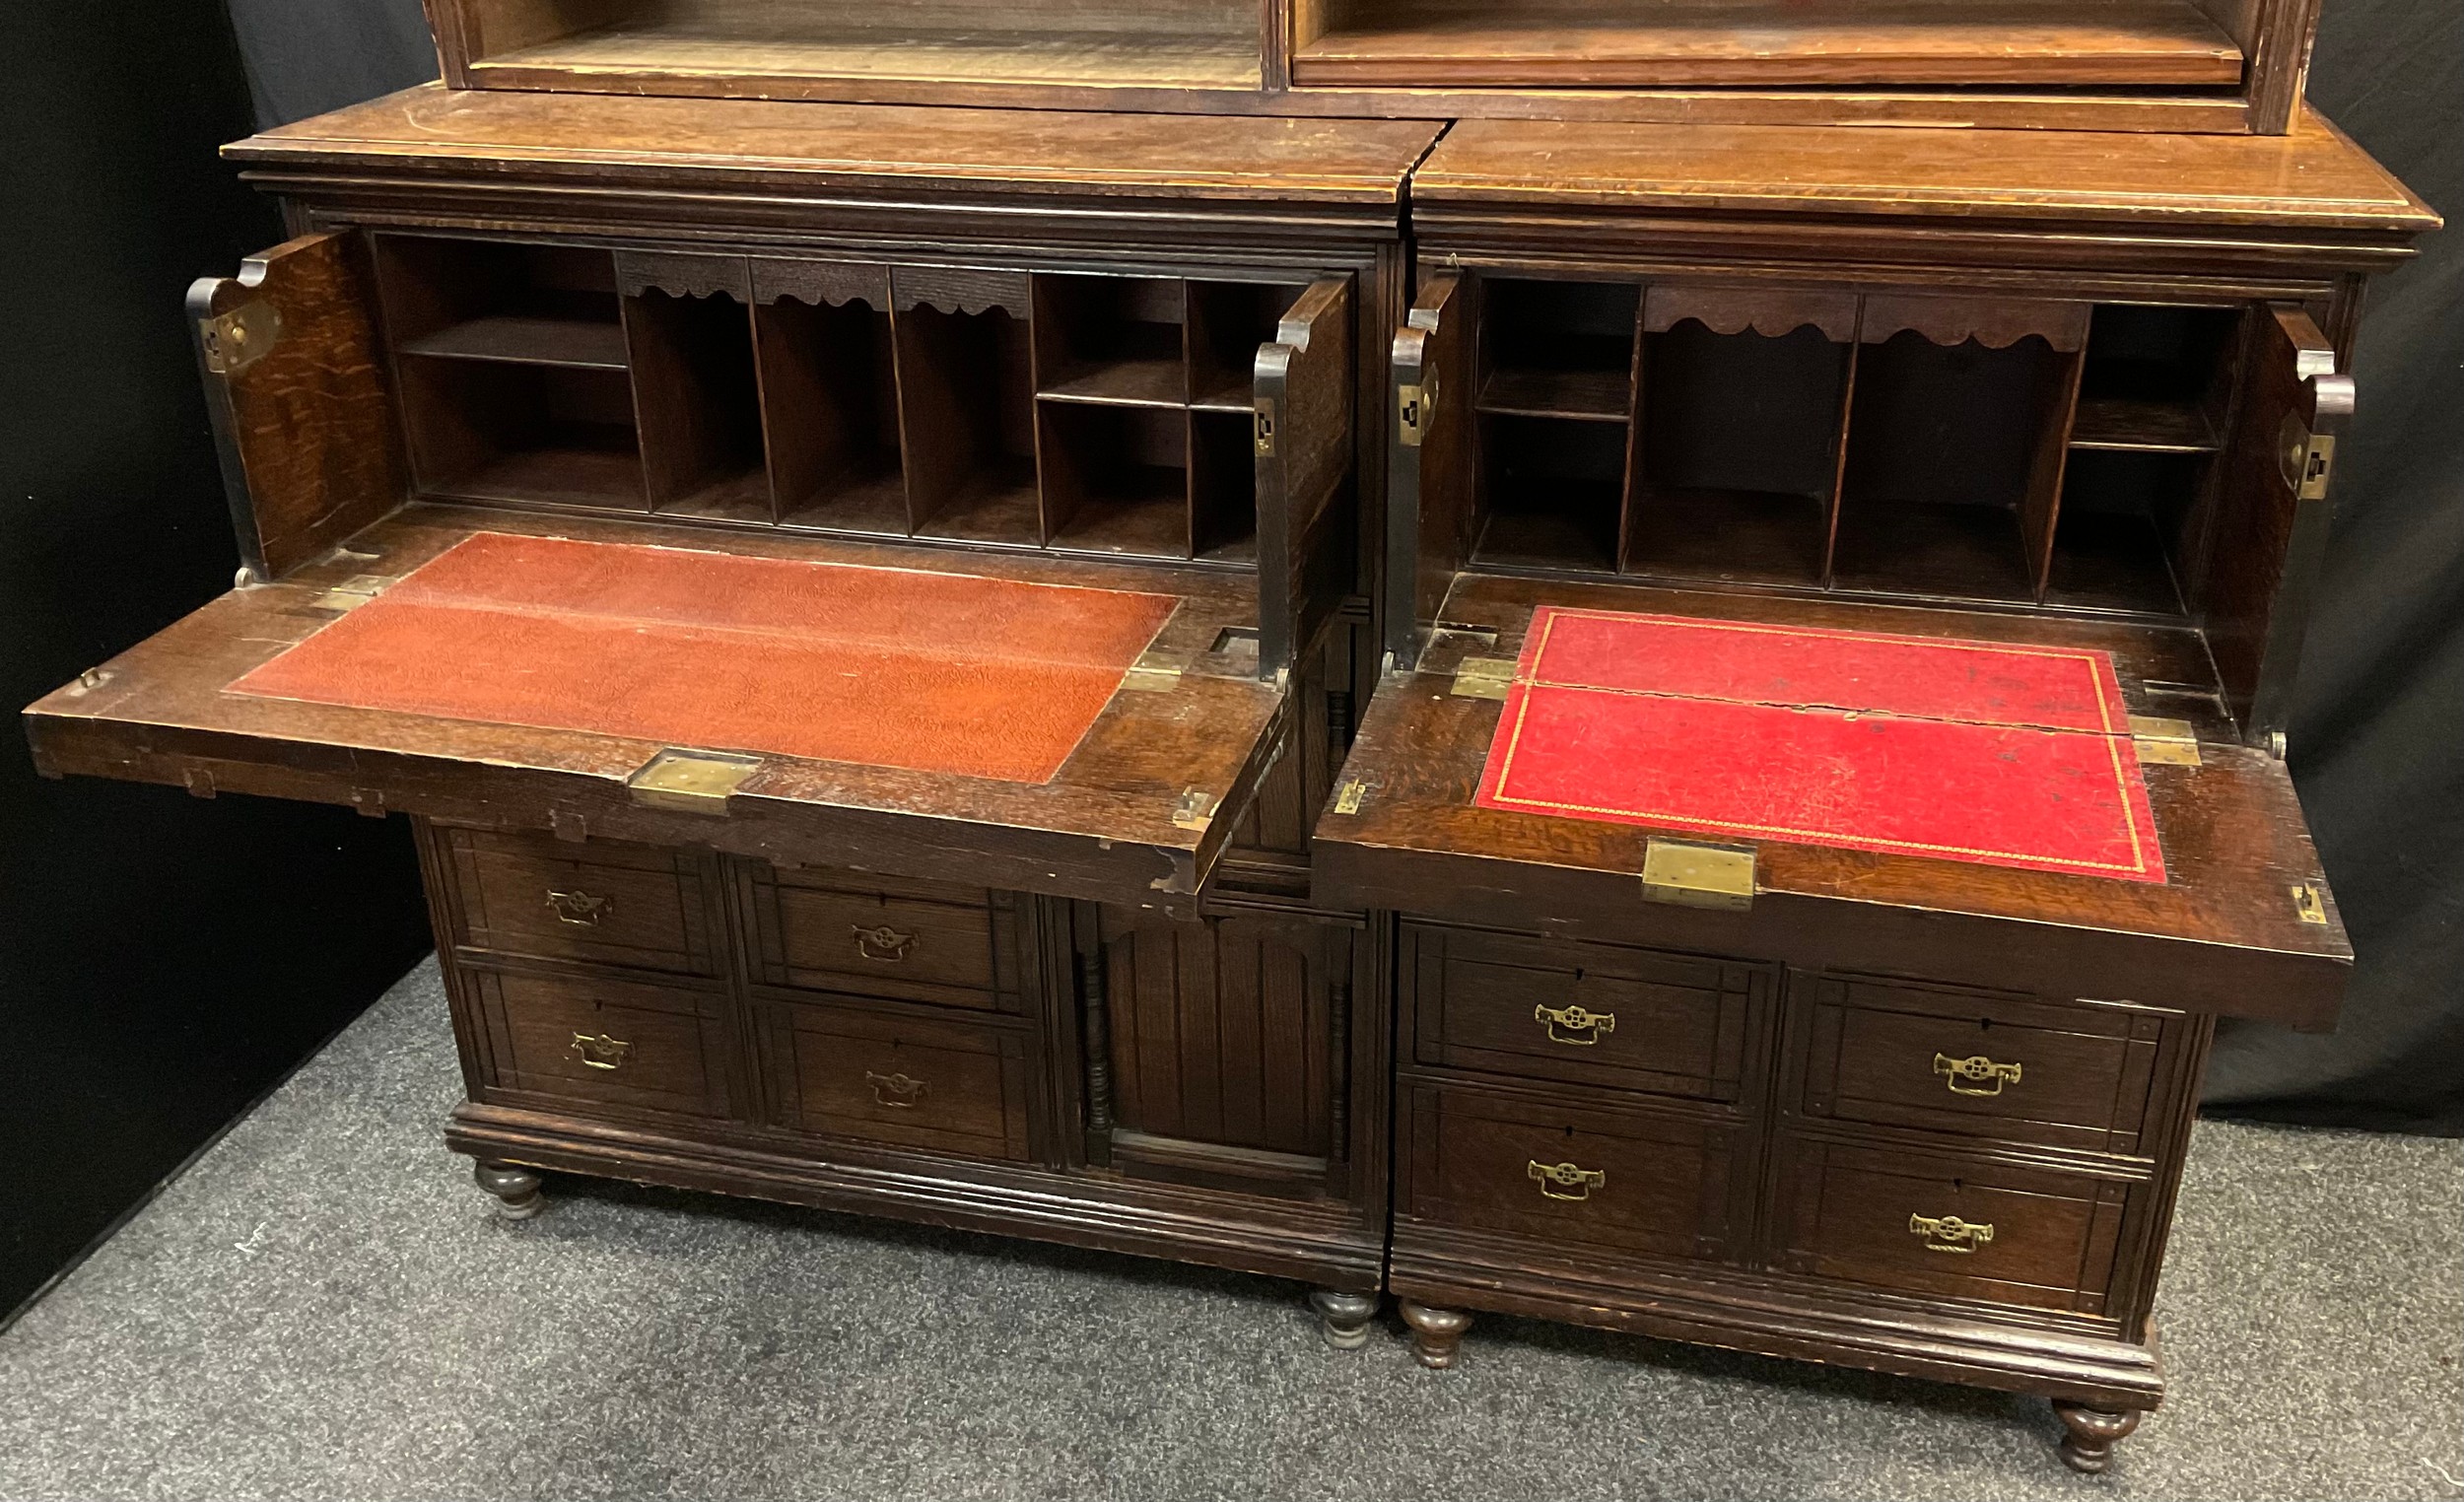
4, 8, 2451, 1325
0, 5, 434, 1324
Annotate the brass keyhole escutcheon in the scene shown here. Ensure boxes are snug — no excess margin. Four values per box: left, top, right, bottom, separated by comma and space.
547, 889, 613, 927
571, 1032, 633, 1071
866, 1070, 927, 1109
1909, 1212, 1995, 1254
854, 924, 917, 963
1527, 1160, 1606, 1202
1535, 1002, 1616, 1047
1934, 1052, 2022, 1097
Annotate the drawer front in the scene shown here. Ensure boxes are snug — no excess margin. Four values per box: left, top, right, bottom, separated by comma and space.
441, 827, 717, 977
765, 1000, 1033, 1162
740, 866, 1014, 1010
469, 969, 734, 1122
1405, 924, 1760, 1102
1771, 1134, 2135, 1319
1798, 976, 2172, 1153
1402, 1080, 1745, 1263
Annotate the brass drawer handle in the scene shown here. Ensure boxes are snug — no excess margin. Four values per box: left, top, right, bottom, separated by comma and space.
546, 889, 613, 927
1527, 1159, 1606, 1202
855, 924, 917, 963
1909, 1212, 1995, 1254
1535, 1001, 1615, 1047
1935, 1052, 2023, 1097
866, 1070, 927, 1109
571, 1032, 633, 1071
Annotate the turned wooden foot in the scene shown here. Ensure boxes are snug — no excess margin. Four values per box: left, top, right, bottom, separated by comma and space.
473, 1159, 544, 1221
1308, 1289, 1381, 1351
1399, 1301, 1472, 1370
2053, 1401, 2143, 1473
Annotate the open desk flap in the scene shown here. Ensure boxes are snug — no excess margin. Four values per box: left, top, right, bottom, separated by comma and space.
27, 510, 1294, 916
1316, 577, 2352, 1028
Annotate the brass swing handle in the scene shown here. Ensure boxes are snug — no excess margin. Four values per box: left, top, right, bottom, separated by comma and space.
1527, 1159, 1607, 1202
1935, 1052, 2022, 1097
1909, 1212, 1995, 1254
547, 889, 613, 927
571, 1032, 633, 1071
854, 924, 917, 963
866, 1070, 928, 1109
1535, 1001, 1616, 1047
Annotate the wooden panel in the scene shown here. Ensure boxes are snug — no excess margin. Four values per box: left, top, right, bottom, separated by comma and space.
739, 865, 1015, 1011
440, 826, 719, 977
762, 998, 1033, 1161
191, 233, 405, 580
1643, 284, 1859, 343
1257, 276, 1356, 678
1402, 1079, 1745, 1263
1858, 295, 2090, 353
1386, 273, 1473, 668
468, 967, 735, 1121
1404, 923, 1762, 1102
1772, 1134, 2137, 1318
1097, 908, 1335, 1160
1795, 977, 2172, 1153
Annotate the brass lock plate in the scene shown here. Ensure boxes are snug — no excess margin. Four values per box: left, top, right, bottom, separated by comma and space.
1641, 839, 1756, 911
627, 748, 762, 814
199, 299, 282, 376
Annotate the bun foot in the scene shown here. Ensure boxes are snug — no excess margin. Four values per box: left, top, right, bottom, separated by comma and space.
473, 1159, 544, 1220
2054, 1401, 2143, 1473
1399, 1301, 1472, 1370
1308, 1289, 1381, 1351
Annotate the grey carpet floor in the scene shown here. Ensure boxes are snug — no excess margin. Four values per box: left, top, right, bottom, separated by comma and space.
1, 962, 2457, 1502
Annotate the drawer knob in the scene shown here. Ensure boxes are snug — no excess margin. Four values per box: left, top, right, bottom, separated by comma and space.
1935, 1052, 2023, 1097
1527, 1159, 1607, 1202
866, 1070, 928, 1109
571, 1032, 633, 1071
546, 889, 613, 927
854, 924, 917, 963
1909, 1212, 1995, 1254
1535, 1002, 1616, 1047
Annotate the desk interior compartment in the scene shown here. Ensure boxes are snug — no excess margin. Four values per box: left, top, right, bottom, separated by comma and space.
754, 262, 908, 537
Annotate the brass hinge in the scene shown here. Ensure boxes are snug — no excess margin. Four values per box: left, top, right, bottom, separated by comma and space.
199, 299, 281, 376
627, 748, 761, 815
1450, 655, 1516, 701
1641, 839, 1756, 912
1253, 397, 1277, 456
2127, 716, 2201, 768
2291, 883, 2329, 925
1122, 649, 1191, 693
311, 574, 398, 613
1171, 787, 1219, 832
2280, 414, 2337, 502
1398, 381, 1431, 446
1331, 779, 1370, 816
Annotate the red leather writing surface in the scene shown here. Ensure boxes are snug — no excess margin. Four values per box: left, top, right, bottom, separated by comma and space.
1474, 608, 2165, 883
229, 532, 1181, 785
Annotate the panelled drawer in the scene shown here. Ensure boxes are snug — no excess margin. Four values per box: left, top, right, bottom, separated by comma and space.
739, 865, 1016, 1011
1770, 1134, 2137, 1320
1796, 976, 2174, 1154
1401, 1079, 1746, 1263
1403, 923, 1761, 1103
762, 998, 1033, 1163
439, 826, 718, 977
467, 968, 735, 1122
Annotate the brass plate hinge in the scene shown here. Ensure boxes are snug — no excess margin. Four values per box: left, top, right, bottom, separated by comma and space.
1451, 656, 1516, 701
627, 748, 761, 815
311, 574, 398, 613
2280, 415, 2337, 502
1398, 381, 1433, 446
2127, 716, 2201, 767
1641, 839, 1756, 912
1172, 787, 1218, 832
2291, 883, 2329, 925
1331, 779, 1369, 816
1122, 649, 1191, 693
199, 299, 281, 376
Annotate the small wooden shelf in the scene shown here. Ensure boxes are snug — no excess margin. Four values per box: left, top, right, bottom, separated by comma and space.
777, 469, 911, 537
1478, 368, 1632, 422
1039, 360, 1189, 409
1625, 487, 1827, 586
400, 315, 631, 371
2045, 510, 2189, 614
1832, 501, 2036, 603
1049, 476, 1194, 560
913, 469, 1043, 549
656, 469, 775, 525
2069, 396, 2223, 453
427, 432, 647, 512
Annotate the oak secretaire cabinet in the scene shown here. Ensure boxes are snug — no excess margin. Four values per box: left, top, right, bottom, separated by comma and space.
1317, 113, 2435, 1468
25, 88, 1437, 1333
427, 0, 2332, 133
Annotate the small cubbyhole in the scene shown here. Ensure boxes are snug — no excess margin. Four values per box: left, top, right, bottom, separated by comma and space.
1190, 409, 1259, 564
898, 304, 1040, 547
755, 297, 906, 536
1625, 320, 1851, 585
378, 237, 628, 370
1473, 413, 1628, 573
1476, 279, 1640, 424
626, 289, 771, 523
2072, 304, 2240, 455
1188, 281, 1300, 411
397, 358, 645, 511
1039, 404, 1193, 561
1034, 275, 1188, 407
2044, 448, 2201, 615
1833, 332, 2069, 602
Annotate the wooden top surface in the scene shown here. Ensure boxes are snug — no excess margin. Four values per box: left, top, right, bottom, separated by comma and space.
1415, 110, 2439, 233
229, 85, 1442, 204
